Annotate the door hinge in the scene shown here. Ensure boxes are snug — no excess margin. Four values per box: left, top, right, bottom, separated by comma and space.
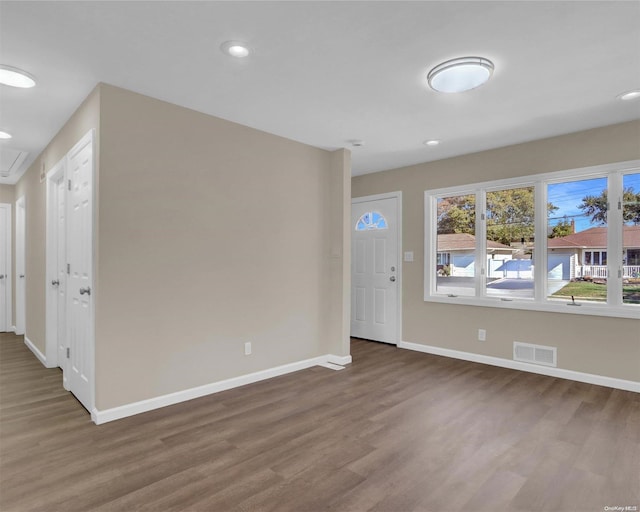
66, 347, 70, 359
481, 213, 486, 221
67, 263, 70, 274
68, 179, 71, 191
618, 200, 622, 210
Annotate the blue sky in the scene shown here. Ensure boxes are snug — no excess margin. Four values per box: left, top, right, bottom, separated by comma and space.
548, 173, 640, 232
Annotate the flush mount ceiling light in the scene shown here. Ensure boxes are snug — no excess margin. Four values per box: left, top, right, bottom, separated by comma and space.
220, 41, 251, 58
423, 139, 440, 146
0, 65, 36, 88
348, 139, 365, 147
618, 90, 640, 101
427, 56, 494, 93
0, 131, 12, 139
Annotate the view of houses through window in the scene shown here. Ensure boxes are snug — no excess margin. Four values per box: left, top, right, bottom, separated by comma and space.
436, 194, 476, 296
429, 167, 640, 311
485, 186, 535, 299
547, 176, 609, 303
623, 173, 640, 304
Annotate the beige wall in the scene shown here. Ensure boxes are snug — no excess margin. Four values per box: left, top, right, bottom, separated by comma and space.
0, 185, 14, 203
352, 121, 640, 382
14, 88, 100, 348
321, 149, 352, 357
96, 84, 349, 409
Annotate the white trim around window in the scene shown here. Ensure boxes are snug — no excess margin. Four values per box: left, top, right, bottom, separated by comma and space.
424, 160, 640, 319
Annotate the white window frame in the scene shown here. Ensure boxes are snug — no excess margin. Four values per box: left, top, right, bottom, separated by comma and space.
437, 252, 451, 266
583, 250, 607, 266
424, 160, 640, 319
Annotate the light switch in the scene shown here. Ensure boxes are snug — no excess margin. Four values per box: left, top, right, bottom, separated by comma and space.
404, 251, 414, 262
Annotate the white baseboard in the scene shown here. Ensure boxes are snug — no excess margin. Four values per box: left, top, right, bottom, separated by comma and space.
24, 336, 47, 367
398, 341, 640, 393
92, 353, 351, 425
328, 354, 352, 365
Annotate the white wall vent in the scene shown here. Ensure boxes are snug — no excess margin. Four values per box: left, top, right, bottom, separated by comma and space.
513, 342, 557, 367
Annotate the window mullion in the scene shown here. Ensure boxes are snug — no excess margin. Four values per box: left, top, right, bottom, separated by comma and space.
475, 189, 486, 297
535, 181, 547, 302
607, 172, 623, 306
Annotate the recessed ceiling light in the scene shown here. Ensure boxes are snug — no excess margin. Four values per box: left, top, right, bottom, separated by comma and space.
424, 139, 440, 146
220, 41, 251, 58
618, 90, 640, 101
427, 57, 494, 93
0, 131, 12, 139
0, 65, 36, 88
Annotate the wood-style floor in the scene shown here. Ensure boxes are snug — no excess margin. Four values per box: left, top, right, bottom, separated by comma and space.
1, 332, 638, 512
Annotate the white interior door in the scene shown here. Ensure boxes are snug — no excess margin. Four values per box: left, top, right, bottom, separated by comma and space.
66, 132, 94, 411
351, 194, 400, 344
0, 203, 10, 332
47, 162, 67, 370
15, 196, 25, 335
55, 177, 67, 369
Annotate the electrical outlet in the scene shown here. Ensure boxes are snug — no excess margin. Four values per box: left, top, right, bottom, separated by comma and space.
478, 329, 486, 341
244, 342, 252, 355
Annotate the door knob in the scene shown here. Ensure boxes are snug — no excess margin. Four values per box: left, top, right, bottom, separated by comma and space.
79, 287, 91, 296
390, 276, 396, 282
52, 280, 60, 286
0, 275, 4, 279
19, 275, 24, 278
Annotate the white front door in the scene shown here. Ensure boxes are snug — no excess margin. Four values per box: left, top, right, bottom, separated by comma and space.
0, 203, 10, 332
66, 132, 94, 411
351, 194, 401, 344
15, 196, 25, 335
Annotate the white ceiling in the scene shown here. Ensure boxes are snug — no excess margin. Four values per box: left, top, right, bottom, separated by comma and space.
0, 1, 639, 184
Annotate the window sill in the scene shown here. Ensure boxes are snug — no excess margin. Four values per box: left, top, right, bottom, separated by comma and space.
424, 294, 640, 319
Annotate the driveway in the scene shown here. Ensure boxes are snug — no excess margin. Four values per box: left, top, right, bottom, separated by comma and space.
436, 277, 569, 297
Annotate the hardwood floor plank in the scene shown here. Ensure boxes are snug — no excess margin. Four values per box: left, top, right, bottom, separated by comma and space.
1, 332, 638, 512
462, 469, 527, 512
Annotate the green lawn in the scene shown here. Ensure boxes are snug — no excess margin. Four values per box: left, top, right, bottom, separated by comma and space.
552, 280, 640, 303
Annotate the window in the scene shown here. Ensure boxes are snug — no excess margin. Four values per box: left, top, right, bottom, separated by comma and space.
547, 177, 608, 303
436, 194, 475, 296
584, 251, 607, 266
356, 211, 388, 231
485, 186, 535, 299
437, 252, 450, 266
623, 172, 640, 304
424, 161, 640, 318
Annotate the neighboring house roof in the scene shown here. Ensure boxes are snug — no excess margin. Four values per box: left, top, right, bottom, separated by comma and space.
547, 225, 640, 249
437, 233, 515, 252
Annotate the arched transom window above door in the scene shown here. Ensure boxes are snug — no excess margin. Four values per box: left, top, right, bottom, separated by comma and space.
355, 211, 388, 231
